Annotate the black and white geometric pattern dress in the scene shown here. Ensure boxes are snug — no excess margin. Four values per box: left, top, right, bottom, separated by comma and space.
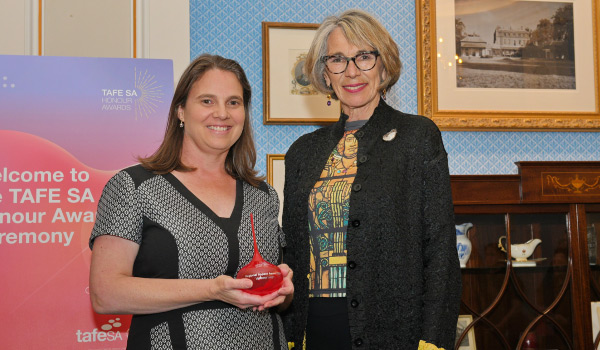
90, 165, 288, 350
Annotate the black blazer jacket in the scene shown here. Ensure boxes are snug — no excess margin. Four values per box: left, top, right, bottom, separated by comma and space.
281, 99, 461, 350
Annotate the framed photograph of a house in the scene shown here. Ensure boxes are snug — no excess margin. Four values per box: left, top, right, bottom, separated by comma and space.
416, 0, 600, 130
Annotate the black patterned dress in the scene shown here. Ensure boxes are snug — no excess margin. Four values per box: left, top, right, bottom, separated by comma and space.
90, 165, 287, 350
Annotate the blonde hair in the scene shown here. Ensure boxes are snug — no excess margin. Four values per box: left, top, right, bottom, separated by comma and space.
305, 9, 401, 99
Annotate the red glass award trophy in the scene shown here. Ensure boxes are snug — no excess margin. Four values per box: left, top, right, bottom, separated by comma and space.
236, 213, 283, 295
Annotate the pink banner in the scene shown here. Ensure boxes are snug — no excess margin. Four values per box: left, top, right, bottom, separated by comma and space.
0, 55, 173, 349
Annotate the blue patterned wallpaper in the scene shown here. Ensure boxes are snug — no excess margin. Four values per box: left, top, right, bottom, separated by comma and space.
190, 0, 599, 175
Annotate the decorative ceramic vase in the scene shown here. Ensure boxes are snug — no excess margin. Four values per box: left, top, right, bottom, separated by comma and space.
456, 223, 473, 268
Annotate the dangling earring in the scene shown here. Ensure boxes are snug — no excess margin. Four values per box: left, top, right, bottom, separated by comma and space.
381, 88, 387, 100
179, 120, 184, 128
327, 94, 332, 106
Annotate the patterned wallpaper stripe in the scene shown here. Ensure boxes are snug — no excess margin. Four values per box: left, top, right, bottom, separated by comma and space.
190, 0, 600, 175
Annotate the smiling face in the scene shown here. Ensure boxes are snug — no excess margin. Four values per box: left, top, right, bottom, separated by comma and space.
178, 68, 245, 160
324, 27, 386, 121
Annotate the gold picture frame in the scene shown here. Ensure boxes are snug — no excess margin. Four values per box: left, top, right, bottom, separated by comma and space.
262, 22, 340, 124
266, 154, 285, 224
416, 0, 600, 130
456, 314, 477, 350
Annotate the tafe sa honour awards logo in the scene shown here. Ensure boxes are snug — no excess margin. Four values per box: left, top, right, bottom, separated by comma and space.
101, 67, 164, 120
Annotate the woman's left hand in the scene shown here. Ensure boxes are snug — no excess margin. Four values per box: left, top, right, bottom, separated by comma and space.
255, 263, 294, 311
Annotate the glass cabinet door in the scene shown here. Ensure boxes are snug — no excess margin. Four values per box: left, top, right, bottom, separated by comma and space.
587, 210, 600, 349
456, 212, 571, 350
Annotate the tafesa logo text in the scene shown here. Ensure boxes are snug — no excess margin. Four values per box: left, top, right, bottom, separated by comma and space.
76, 317, 128, 343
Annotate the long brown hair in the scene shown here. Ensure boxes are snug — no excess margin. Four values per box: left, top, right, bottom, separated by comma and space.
139, 54, 263, 186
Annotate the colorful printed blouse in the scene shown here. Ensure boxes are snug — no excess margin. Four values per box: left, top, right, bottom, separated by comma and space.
307, 123, 362, 298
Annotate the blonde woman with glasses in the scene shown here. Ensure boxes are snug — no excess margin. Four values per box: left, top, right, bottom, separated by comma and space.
282, 10, 461, 350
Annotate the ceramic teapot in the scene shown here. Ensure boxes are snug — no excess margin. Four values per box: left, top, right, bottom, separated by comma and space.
498, 236, 542, 262
456, 223, 473, 268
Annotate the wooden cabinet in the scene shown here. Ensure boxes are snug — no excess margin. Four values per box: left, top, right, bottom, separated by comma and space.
451, 161, 600, 350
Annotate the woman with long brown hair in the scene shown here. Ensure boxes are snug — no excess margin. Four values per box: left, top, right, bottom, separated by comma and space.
89, 54, 293, 349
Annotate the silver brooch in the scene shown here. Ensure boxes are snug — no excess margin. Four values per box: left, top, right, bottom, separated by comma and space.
383, 128, 397, 141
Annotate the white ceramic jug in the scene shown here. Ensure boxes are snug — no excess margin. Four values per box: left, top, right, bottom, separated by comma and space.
456, 223, 473, 268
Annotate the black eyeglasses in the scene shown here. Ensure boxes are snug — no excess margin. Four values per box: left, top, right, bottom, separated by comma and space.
322, 51, 379, 74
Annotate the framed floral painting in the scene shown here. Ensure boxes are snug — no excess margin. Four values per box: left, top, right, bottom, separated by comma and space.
262, 22, 340, 124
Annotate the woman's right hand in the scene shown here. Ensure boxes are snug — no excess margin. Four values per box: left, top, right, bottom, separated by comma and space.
210, 275, 280, 309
